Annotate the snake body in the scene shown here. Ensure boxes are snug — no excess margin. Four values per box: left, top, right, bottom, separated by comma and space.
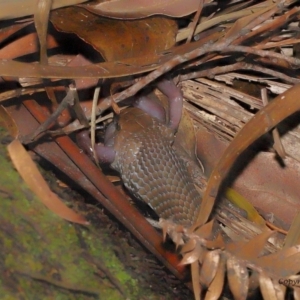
110, 107, 201, 227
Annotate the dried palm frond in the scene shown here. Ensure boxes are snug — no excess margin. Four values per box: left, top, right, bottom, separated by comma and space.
161, 219, 300, 300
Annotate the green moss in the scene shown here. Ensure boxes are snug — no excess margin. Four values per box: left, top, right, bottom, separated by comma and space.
0, 127, 167, 299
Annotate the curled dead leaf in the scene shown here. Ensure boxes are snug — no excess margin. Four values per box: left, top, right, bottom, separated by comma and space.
200, 250, 220, 288
7, 139, 88, 225
204, 257, 225, 300
259, 271, 281, 300
180, 242, 202, 266
226, 256, 249, 300
80, 0, 213, 19
51, 6, 177, 61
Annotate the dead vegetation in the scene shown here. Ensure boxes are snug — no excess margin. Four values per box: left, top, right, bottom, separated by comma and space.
1, 0, 300, 299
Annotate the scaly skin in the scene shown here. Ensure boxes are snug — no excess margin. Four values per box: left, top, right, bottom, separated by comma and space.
111, 107, 201, 227
77, 79, 201, 227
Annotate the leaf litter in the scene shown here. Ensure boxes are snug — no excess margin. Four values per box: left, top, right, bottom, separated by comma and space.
1, 0, 300, 299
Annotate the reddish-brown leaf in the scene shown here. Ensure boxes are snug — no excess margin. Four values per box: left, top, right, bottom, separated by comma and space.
51, 6, 177, 61
7, 139, 88, 225
226, 230, 274, 261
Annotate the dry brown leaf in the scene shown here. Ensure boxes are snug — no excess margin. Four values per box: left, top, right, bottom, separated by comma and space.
273, 281, 286, 300
0, 0, 87, 20
258, 252, 300, 280
196, 123, 300, 228
51, 6, 177, 61
199, 250, 220, 288
34, 0, 52, 65
226, 230, 274, 260
7, 139, 88, 225
204, 258, 225, 300
0, 33, 58, 60
204, 233, 225, 250
0, 105, 19, 138
232, 152, 300, 226
195, 83, 300, 226
0, 53, 168, 79
180, 242, 202, 265
191, 261, 201, 300
193, 219, 214, 238
259, 271, 280, 300
226, 256, 249, 300
80, 0, 212, 19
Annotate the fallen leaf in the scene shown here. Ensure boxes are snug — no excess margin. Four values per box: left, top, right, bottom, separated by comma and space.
204, 257, 225, 300
191, 261, 201, 300
7, 139, 88, 225
51, 6, 177, 61
226, 256, 249, 300
0, 0, 87, 20
200, 250, 220, 288
259, 272, 280, 300
80, 0, 213, 19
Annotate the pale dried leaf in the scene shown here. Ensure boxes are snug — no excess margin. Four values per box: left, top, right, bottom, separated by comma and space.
272, 279, 286, 300
227, 256, 249, 300
259, 271, 279, 300
7, 139, 88, 225
180, 243, 202, 265
200, 250, 220, 288
191, 261, 201, 300
204, 258, 225, 300
51, 7, 176, 61
255, 246, 300, 276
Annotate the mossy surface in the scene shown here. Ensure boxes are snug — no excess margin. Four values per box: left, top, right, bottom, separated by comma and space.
0, 127, 168, 300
